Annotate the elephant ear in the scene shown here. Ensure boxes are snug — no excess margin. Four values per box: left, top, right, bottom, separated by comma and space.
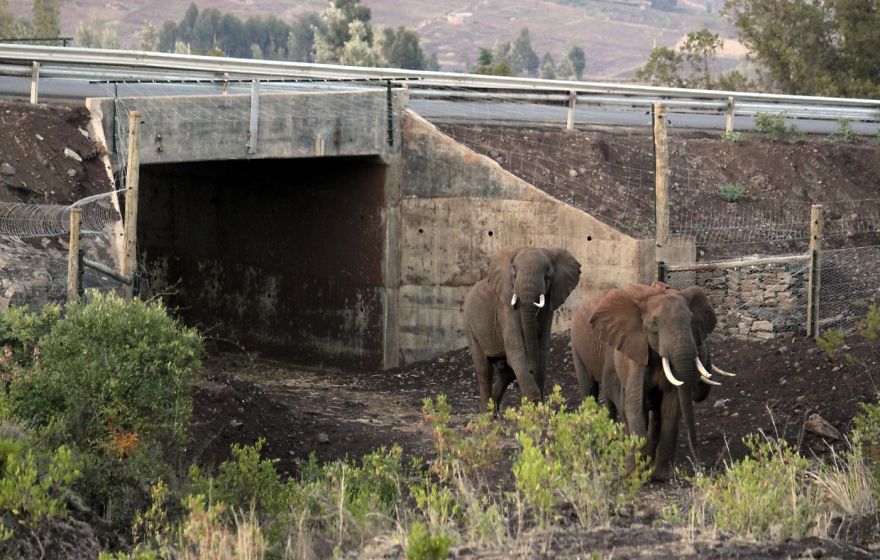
487, 247, 521, 306
547, 248, 582, 309
681, 286, 717, 343
589, 288, 649, 366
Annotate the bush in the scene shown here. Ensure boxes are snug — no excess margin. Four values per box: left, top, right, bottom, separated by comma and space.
0, 436, 80, 543
718, 183, 746, 203
826, 118, 855, 143
505, 387, 649, 529
754, 111, 802, 140
721, 130, 742, 143
406, 521, 453, 560
689, 434, 821, 540
5, 293, 203, 532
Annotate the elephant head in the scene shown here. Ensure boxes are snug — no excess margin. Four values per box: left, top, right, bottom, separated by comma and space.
588, 283, 729, 466
463, 247, 580, 410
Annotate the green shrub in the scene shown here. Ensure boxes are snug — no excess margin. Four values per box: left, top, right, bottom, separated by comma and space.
718, 183, 746, 203
0, 436, 80, 543
5, 293, 203, 532
189, 438, 292, 545
406, 521, 453, 560
826, 118, 855, 143
721, 130, 742, 143
505, 387, 649, 529
816, 328, 846, 358
289, 446, 406, 554
689, 434, 821, 540
857, 304, 880, 341
754, 111, 802, 140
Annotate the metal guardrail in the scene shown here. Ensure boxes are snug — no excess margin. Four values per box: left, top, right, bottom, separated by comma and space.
0, 44, 878, 123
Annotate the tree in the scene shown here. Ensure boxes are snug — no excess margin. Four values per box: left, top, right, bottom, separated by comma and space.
377, 26, 426, 69
722, 0, 880, 97
472, 49, 514, 76
556, 56, 577, 80
338, 20, 375, 66
565, 45, 586, 80
680, 28, 723, 88
287, 12, 322, 62
314, 0, 372, 64
74, 17, 119, 49
540, 52, 556, 79
32, 0, 60, 39
139, 22, 158, 51
635, 47, 684, 87
509, 28, 539, 76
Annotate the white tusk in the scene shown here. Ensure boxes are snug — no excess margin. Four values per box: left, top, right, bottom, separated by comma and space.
511, 293, 518, 307
534, 294, 545, 308
662, 357, 684, 386
696, 357, 712, 378
699, 376, 721, 386
711, 364, 736, 377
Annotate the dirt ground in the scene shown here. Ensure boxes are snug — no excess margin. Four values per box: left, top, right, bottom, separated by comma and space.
3, 101, 880, 557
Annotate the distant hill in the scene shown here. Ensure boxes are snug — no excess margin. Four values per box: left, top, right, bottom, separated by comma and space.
6, 0, 742, 78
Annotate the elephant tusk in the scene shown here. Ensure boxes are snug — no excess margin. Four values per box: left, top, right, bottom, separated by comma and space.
711, 364, 736, 377
699, 376, 721, 386
696, 357, 712, 378
511, 293, 518, 308
662, 357, 684, 387
534, 294, 545, 308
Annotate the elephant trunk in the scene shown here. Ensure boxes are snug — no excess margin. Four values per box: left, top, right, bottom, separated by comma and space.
671, 350, 699, 464
515, 273, 544, 401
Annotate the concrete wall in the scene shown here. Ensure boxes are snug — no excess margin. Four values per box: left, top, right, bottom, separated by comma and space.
90, 89, 398, 165
394, 113, 661, 364
138, 157, 389, 370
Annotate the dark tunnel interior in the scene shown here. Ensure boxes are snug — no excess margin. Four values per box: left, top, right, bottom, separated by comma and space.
137, 156, 388, 371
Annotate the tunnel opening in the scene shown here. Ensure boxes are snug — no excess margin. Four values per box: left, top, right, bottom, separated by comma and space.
138, 156, 388, 371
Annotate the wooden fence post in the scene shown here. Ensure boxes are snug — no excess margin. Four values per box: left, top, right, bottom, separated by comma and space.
653, 102, 669, 279
806, 204, 824, 337
725, 96, 735, 133
30, 61, 40, 104
122, 112, 142, 301
247, 80, 260, 154
566, 90, 577, 131
67, 207, 82, 303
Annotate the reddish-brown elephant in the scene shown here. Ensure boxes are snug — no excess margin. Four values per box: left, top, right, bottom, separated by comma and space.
570, 282, 734, 480
464, 247, 581, 413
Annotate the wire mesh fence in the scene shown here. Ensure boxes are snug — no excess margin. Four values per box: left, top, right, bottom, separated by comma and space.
0, 192, 125, 312
815, 245, 880, 337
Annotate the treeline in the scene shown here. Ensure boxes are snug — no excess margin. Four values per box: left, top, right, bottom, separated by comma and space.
0, 0, 62, 42
154, 1, 438, 70
636, 0, 880, 98
473, 28, 587, 80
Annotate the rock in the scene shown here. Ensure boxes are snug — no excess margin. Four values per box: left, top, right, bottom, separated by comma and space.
67, 168, 76, 177
805, 414, 842, 440
753, 320, 773, 331
713, 398, 730, 409
318, 432, 330, 444
0, 162, 14, 175
63, 147, 82, 162
229, 418, 243, 428
568, 169, 578, 177
35, 133, 43, 141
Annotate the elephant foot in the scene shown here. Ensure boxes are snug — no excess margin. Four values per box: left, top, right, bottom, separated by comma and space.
650, 464, 674, 483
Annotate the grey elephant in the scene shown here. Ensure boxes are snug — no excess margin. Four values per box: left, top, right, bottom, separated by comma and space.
570, 282, 735, 481
464, 247, 582, 413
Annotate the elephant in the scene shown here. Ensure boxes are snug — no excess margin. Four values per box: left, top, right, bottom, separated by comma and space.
570, 282, 735, 481
464, 247, 582, 413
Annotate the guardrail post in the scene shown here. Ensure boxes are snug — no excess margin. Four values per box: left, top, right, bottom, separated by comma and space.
222, 72, 229, 95
122, 112, 142, 301
566, 90, 577, 131
725, 96, 735, 133
806, 204, 824, 338
247, 80, 259, 154
67, 207, 82, 303
29, 61, 40, 104
653, 102, 669, 279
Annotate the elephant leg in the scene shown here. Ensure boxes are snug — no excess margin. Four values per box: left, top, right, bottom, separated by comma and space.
490, 362, 516, 413
646, 408, 661, 462
467, 331, 493, 412
652, 391, 682, 482
601, 354, 620, 421
572, 348, 597, 402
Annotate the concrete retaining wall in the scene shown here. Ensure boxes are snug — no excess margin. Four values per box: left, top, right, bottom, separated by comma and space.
394, 113, 666, 363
